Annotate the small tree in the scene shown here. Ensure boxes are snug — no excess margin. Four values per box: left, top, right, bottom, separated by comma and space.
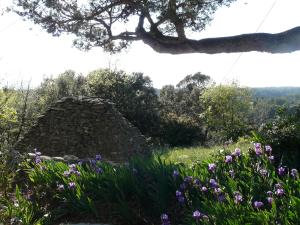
36, 70, 88, 110
201, 83, 252, 142
159, 72, 211, 146
0, 89, 18, 146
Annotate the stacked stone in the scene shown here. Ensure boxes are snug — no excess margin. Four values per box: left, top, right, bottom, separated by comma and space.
16, 96, 147, 162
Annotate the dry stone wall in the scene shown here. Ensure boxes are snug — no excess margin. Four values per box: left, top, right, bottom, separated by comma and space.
16, 96, 147, 162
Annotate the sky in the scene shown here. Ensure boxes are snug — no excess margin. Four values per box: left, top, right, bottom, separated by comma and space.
0, 0, 300, 88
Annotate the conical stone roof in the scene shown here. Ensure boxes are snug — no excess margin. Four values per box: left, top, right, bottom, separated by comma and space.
16, 96, 147, 162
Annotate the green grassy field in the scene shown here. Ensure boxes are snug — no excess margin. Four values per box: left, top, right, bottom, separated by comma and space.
158, 141, 252, 165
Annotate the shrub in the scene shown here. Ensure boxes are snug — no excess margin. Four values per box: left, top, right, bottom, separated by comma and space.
252, 106, 300, 168
159, 115, 204, 147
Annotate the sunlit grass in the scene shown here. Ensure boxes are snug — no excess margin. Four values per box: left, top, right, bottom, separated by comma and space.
158, 141, 252, 165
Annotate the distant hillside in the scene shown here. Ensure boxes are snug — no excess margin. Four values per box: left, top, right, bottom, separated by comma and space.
251, 87, 300, 98
155, 87, 300, 98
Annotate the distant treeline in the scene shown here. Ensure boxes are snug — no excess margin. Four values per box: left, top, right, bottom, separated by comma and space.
252, 87, 300, 98
1, 69, 300, 164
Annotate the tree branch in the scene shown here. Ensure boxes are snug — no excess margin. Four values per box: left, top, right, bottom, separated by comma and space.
13, 0, 300, 54
138, 26, 300, 54
167, 0, 186, 39
112, 32, 140, 41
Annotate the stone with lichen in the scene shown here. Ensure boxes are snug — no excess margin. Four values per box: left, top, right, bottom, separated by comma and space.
16, 96, 147, 162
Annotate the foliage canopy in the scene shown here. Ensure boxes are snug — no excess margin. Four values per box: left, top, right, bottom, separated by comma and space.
201, 84, 252, 141
13, 0, 300, 54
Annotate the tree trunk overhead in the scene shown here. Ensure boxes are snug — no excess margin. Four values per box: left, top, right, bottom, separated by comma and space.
138, 26, 300, 54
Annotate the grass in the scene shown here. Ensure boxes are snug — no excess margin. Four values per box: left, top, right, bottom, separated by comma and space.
158, 141, 251, 165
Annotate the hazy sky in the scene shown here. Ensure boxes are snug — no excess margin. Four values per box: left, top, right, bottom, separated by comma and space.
1, 0, 300, 88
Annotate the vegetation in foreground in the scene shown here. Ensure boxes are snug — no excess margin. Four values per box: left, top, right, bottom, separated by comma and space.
0, 143, 299, 225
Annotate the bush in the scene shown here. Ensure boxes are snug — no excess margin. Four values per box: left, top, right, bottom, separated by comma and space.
200, 84, 252, 143
0, 90, 19, 146
159, 115, 204, 147
252, 106, 300, 168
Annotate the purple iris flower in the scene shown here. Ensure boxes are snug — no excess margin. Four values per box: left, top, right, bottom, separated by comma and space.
265, 145, 272, 154
172, 170, 180, 178
214, 188, 222, 195
35, 156, 41, 164
34, 148, 41, 156
161, 213, 170, 225
176, 190, 182, 197
253, 201, 264, 209
234, 192, 243, 204
225, 155, 233, 163
267, 197, 273, 204
275, 188, 284, 197
291, 169, 298, 178
229, 170, 235, 178
254, 143, 261, 149
57, 184, 65, 192
278, 167, 285, 176
63, 171, 71, 177
193, 210, 207, 221
161, 214, 168, 220
193, 179, 201, 187
33, 148, 42, 164
267, 191, 273, 196
68, 182, 76, 189
209, 179, 218, 188
193, 210, 208, 221
95, 167, 103, 174
90, 159, 96, 166
254, 143, 262, 156
201, 186, 208, 192
275, 183, 282, 189
208, 163, 216, 172
95, 154, 102, 161
69, 164, 77, 171
232, 148, 241, 157
268, 155, 275, 162
176, 190, 185, 204
259, 169, 268, 177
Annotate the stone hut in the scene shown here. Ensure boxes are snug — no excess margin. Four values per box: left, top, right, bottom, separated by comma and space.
16, 96, 147, 162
